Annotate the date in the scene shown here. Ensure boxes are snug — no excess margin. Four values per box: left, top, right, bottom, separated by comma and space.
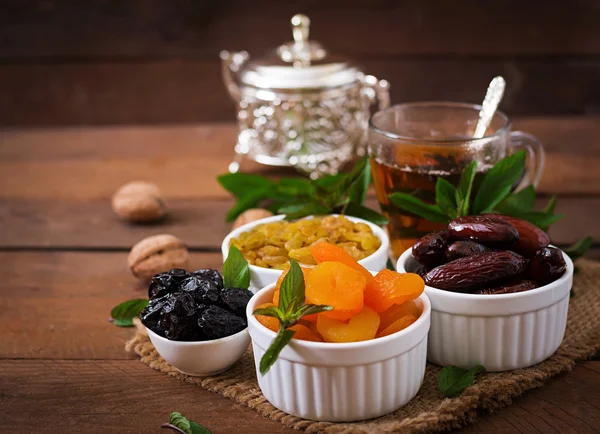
529, 247, 566, 284
446, 240, 492, 261
448, 215, 519, 244
412, 230, 449, 267
424, 250, 527, 292
490, 214, 550, 257
474, 280, 538, 295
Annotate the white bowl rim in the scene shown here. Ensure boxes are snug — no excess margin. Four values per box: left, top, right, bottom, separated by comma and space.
246, 282, 431, 351
221, 213, 390, 275
145, 323, 249, 346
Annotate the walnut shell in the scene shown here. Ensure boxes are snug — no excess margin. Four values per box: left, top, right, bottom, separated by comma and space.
112, 181, 166, 223
232, 208, 274, 230
128, 234, 190, 282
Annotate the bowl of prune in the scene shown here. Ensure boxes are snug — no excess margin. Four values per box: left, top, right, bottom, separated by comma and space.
397, 214, 574, 371
140, 268, 252, 376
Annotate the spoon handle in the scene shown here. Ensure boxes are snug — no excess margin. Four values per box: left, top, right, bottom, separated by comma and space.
474, 76, 506, 138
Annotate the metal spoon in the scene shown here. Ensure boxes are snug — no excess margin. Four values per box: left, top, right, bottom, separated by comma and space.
473, 76, 506, 138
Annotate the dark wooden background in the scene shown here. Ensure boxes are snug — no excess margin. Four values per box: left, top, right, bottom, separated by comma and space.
1, 0, 599, 126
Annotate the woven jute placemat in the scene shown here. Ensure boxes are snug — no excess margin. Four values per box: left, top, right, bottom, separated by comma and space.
126, 259, 600, 433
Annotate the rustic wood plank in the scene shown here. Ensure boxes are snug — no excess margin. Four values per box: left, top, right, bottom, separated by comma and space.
2, 0, 599, 58
0, 196, 598, 249
0, 359, 296, 434
0, 252, 222, 359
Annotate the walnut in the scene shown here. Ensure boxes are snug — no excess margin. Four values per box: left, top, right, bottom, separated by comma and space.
232, 208, 274, 230
128, 234, 190, 282
112, 181, 166, 223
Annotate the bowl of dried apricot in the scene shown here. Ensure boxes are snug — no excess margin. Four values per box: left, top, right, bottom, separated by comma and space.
222, 214, 389, 292
246, 242, 430, 422
396, 214, 574, 371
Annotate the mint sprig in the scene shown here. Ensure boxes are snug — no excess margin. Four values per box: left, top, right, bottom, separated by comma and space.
162, 412, 211, 434
253, 259, 332, 375
388, 150, 564, 231
109, 299, 149, 327
439, 364, 486, 397
223, 244, 250, 289
218, 157, 388, 226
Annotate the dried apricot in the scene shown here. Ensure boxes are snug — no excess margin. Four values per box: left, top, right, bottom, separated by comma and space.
317, 305, 380, 343
364, 270, 424, 313
290, 324, 323, 342
306, 262, 366, 321
310, 242, 373, 283
376, 314, 417, 338
378, 300, 421, 332
254, 303, 279, 332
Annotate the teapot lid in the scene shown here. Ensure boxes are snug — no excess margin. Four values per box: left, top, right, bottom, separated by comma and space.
235, 14, 361, 90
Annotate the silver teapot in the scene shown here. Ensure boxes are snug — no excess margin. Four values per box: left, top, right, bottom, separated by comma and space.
220, 14, 390, 178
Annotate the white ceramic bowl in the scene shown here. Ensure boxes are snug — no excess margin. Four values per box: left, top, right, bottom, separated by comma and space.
246, 283, 431, 422
222, 214, 390, 292
145, 326, 250, 377
396, 247, 574, 371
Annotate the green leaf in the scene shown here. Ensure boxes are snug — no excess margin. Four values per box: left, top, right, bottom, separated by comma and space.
223, 245, 250, 289
544, 195, 557, 214
217, 173, 274, 200
344, 202, 389, 226
260, 327, 295, 375
472, 150, 526, 214
435, 178, 458, 219
169, 412, 191, 433
516, 211, 564, 231
189, 421, 212, 434
439, 364, 485, 398
330, 157, 368, 204
253, 306, 284, 321
494, 185, 536, 215
110, 299, 149, 327
278, 259, 305, 314
291, 304, 333, 322
563, 236, 594, 261
389, 192, 450, 224
348, 157, 372, 205
277, 203, 308, 214
283, 202, 330, 220
225, 191, 267, 222
455, 161, 477, 216
276, 178, 316, 197
386, 258, 396, 271
313, 173, 345, 189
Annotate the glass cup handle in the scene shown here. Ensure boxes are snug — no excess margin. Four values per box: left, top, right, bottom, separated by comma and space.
362, 75, 390, 110
509, 131, 546, 189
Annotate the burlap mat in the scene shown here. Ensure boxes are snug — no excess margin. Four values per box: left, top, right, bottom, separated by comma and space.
126, 259, 600, 433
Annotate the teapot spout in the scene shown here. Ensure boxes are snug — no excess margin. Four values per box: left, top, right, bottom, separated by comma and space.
220, 50, 249, 101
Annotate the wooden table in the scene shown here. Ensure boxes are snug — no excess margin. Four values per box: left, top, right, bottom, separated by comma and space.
1, 119, 599, 433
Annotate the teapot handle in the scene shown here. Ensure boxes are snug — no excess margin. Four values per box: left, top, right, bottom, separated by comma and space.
362, 75, 390, 111
220, 50, 249, 101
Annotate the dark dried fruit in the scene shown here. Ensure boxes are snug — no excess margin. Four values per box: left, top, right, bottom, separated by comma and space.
490, 214, 550, 257
197, 305, 247, 339
140, 294, 171, 330
181, 275, 219, 305
192, 269, 224, 290
529, 247, 566, 285
148, 268, 190, 299
424, 251, 527, 292
412, 231, 449, 267
475, 280, 538, 295
219, 287, 253, 317
414, 264, 429, 278
159, 311, 199, 341
448, 216, 519, 244
446, 241, 492, 261
161, 292, 198, 317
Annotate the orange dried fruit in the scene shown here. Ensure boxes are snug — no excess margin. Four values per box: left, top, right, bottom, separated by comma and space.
290, 324, 323, 342
274, 266, 315, 320
254, 303, 279, 332
364, 270, 424, 313
378, 301, 421, 332
310, 242, 373, 283
316, 305, 380, 343
306, 262, 366, 321
376, 314, 417, 338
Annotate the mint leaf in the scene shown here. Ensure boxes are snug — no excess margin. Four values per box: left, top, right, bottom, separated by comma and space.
516, 211, 564, 231
564, 236, 593, 261
223, 245, 250, 289
253, 306, 284, 320
110, 299, 149, 327
313, 173, 345, 189
169, 412, 191, 433
279, 259, 305, 314
189, 421, 211, 434
344, 202, 389, 225
435, 178, 458, 219
439, 364, 485, 397
456, 161, 477, 216
260, 327, 295, 375
348, 157, 371, 205
276, 178, 315, 197
389, 192, 450, 224
544, 195, 557, 214
217, 173, 273, 200
291, 304, 333, 322
225, 190, 268, 222
472, 150, 526, 214
495, 185, 536, 215
283, 202, 330, 220
329, 157, 368, 205
386, 258, 395, 271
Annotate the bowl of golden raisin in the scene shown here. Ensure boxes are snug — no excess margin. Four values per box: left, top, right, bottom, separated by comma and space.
222, 214, 389, 291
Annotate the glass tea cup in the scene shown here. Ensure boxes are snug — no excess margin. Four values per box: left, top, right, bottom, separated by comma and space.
368, 102, 544, 260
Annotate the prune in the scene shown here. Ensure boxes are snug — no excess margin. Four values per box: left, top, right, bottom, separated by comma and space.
159, 311, 200, 341
181, 275, 219, 305
140, 294, 171, 330
412, 231, 449, 267
529, 247, 566, 285
446, 240, 491, 261
491, 214, 549, 257
162, 292, 198, 317
219, 287, 253, 317
192, 269, 224, 290
475, 280, 538, 295
197, 305, 247, 339
448, 216, 519, 244
148, 268, 190, 299
424, 251, 526, 292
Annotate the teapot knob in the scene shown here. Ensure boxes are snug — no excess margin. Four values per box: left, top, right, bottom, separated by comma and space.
291, 14, 310, 46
